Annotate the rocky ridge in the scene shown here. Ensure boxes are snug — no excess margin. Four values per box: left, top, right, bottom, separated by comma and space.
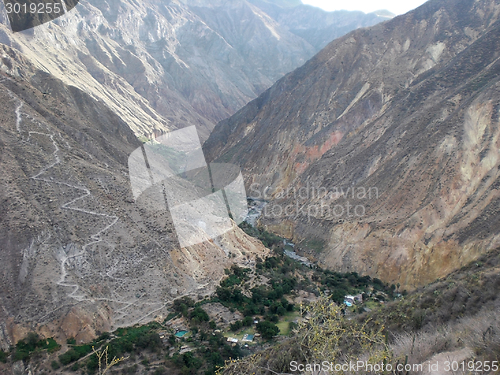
0, 0, 390, 140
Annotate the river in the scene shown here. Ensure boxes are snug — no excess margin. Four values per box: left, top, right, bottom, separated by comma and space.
245, 199, 314, 267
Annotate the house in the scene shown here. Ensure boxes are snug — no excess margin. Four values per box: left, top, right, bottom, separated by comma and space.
227, 337, 238, 343
344, 295, 355, 306
242, 334, 254, 342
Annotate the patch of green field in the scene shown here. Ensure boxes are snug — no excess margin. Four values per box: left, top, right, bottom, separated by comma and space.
364, 301, 380, 310
277, 311, 300, 335
276, 321, 290, 335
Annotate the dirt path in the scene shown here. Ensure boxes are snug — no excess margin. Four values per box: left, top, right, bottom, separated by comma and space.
8, 84, 167, 326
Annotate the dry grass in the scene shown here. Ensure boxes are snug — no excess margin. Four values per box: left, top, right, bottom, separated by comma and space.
390, 307, 500, 373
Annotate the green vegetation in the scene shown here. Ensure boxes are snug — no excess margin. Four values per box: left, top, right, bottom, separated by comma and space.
313, 269, 394, 304
220, 296, 388, 375
13, 332, 61, 362
238, 222, 283, 249
4, 224, 397, 374
255, 321, 279, 339
214, 262, 297, 324
53, 323, 162, 372
168, 329, 241, 375
172, 296, 195, 317
10, 248, 497, 375
213, 245, 393, 329
58, 343, 93, 365
0, 349, 8, 363
218, 248, 500, 375
189, 306, 209, 324
220, 264, 250, 287
164, 312, 180, 323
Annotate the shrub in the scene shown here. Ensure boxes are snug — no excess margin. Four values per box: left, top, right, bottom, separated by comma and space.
58, 350, 76, 365
97, 332, 111, 341
13, 349, 29, 362
70, 362, 79, 371
154, 367, 168, 375
46, 338, 61, 353
0, 350, 7, 363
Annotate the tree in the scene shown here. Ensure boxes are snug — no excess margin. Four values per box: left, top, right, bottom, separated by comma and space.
216, 287, 232, 302
276, 306, 286, 316
173, 297, 195, 315
256, 321, 279, 340
0, 350, 7, 363
229, 321, 242, 332
190, 307, 209, 324
168, 335, 176, 346
242, 316, 253, 327
26, 332, 40, 349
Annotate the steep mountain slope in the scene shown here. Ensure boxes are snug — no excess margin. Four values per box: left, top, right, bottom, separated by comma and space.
0, 0, 389, 140
0, 50, 268, 349
250, 0, 394, 50
204, 0, 500, 288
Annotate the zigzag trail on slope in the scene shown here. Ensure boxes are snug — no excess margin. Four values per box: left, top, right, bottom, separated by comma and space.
7, 87, 165, 326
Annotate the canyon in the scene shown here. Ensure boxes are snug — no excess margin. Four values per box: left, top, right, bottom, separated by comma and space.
204, 0, 500, 288
0, 0, 392, 349
0, 0, 390, 140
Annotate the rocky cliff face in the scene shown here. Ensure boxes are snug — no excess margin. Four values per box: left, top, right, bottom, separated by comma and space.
0, 52, 268, 349
0, 0, 389, 141
204, 0, 500, 289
